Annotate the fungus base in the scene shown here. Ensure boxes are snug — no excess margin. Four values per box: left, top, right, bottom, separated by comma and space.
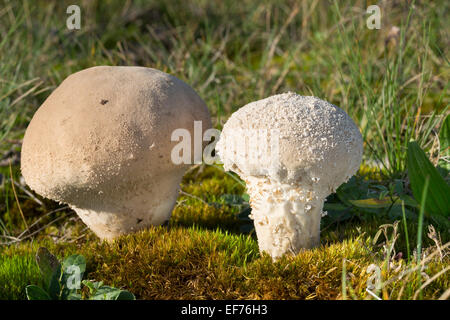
245, 177, 325, 259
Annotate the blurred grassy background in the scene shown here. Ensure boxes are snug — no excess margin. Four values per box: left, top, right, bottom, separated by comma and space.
1, 0, 448, 171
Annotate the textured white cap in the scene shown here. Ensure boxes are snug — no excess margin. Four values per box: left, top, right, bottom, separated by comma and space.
216, 92, 363, 197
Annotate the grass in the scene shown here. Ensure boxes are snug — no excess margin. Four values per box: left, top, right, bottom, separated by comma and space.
0, 251, 42, 300
0, 0, 449, 300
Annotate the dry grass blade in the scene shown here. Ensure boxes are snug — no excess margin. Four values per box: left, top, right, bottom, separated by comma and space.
179, 190, 212, 207
439, 288, 450, 300
427, 225, 443, 261
266, 5, 299, 63
16, 206, 70, 239
12, 180, 43, 206
211, 164, 246, 187
1, 212, 74, 245
413, 266, 450, 300
8, 160, 28, 231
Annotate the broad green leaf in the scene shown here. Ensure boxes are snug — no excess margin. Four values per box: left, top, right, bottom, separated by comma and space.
349, 198, 393, 209
407, 141, 450, 217
90, 286, 134, 300
36, 247, 61, 299
398, 194, 420, 208
116, 291, 136, 300
26, 285, 51, 300
62, 254, 86, 279
90, 286, 121, 300
440, 114, 450, 151
392, 180, 404, 194
348, 196, 419, 209
36, 247, 60, 284
335, 176, 369, 206
439, 114, 450, 171
430, 214, 450, 230
67, 292, 82, 300
82, 280, 103, 294
388, 205, 416, 219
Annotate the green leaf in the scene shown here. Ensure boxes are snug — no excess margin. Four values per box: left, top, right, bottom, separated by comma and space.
388, 204, 416, 219
439, 114, 450, 152
62, 255, 86, 274
392, 180, 404, 194
62, 254, 86, 281
407, 141, 450, 217
36, 247, 61, 284
116, 291, 136, 300
398, 194, 420, 208
430, 214, 450, 230
90, 286, 121, 300
26, 285, 51, 300
348, 195, 419, 209
90, 286, 135, 300
35, 247, 61, 299
349, 198, 395, 209
335, 176, 369, 206
82, 280, 103, 294
439, 114, 450, 171
67, 292, 82, 300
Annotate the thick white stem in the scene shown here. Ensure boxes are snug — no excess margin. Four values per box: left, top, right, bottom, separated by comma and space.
245, 176, 325, 259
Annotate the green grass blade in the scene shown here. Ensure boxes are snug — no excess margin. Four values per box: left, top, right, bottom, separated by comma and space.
439, 114, 450, 151
415, 176, 429, 300
401, 201, 411, 264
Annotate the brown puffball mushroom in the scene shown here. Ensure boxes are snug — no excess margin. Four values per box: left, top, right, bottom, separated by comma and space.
216, 93, 363, 259
21, 66, 211, 240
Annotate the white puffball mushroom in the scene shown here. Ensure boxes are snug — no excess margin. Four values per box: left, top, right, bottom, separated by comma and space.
216, 92, 363, 259
21, 66, 211, 240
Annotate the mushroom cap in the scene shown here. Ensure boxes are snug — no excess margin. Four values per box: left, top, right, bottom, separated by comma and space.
216, 92, 363, 196
21, 66, 211, 209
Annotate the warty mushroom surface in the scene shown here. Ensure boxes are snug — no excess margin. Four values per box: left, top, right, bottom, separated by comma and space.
216, 92, 363, 259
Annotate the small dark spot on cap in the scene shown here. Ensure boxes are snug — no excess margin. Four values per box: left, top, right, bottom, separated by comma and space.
159, 155, 163, 158
100, 99, 109, 105
136, 218, 143, 224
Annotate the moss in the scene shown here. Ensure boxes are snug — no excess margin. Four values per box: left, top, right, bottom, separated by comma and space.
171, 165, 247, 233
1, 220, 448, 300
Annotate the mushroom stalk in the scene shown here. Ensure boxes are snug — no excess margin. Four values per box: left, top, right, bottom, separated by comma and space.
246, 177, 324, 259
